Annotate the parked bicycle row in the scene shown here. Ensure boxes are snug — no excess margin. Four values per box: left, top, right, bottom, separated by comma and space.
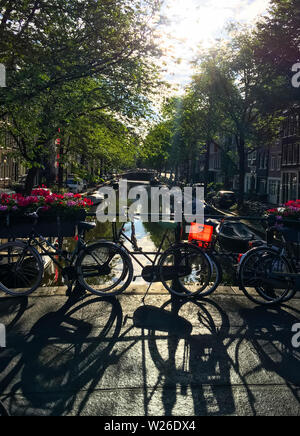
0, 208, 299, 307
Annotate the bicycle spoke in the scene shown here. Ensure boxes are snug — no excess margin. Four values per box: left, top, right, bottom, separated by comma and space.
77, 242, 133, 296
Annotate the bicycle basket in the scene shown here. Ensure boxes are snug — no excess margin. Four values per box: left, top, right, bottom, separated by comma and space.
188, 223, 213, 244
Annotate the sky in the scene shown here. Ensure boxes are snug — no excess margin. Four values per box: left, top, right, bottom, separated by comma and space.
158, 0, 271, 89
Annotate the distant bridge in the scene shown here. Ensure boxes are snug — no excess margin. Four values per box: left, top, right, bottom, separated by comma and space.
118, 169, 157, 182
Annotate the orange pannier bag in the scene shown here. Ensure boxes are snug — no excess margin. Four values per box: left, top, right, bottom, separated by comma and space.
188, 223, 213, 243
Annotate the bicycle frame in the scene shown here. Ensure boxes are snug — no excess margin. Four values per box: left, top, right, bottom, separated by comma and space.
22, 231, 86, 272
111, 221, 178, 271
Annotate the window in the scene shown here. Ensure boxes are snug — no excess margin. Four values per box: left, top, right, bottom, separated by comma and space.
288, 144, 294, 164
282, 145, 288, 165
269, 180, 277, 196
293, 143, 299, 165
282, 172, 298, 202
257, 154, 261, 169
248, 150, 256, 166
277, 156, 281, 170
259, 153, 268, 169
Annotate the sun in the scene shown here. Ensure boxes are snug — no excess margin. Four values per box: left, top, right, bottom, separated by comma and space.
159, 0, 271, 87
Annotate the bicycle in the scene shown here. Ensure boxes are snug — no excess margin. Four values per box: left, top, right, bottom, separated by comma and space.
0, 209, 133, 297
187, 215, 296, 305
96, 217, 222, 299
0, 210, 220, 299
237, 216, 300, 305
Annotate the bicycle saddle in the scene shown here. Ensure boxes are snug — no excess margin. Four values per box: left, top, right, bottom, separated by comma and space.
78, 221, 97, 232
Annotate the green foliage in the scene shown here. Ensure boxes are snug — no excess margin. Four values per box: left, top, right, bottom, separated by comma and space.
255, 0, 300, 80
0, 0, 163, 180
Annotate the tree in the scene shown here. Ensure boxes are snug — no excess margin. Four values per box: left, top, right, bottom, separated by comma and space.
255, 0, 300, 85
141, 120, 173, 174
193, 28, 285, 205
183, 71, 226, 192
0, 0, 163, 191
252, 0, 300, 114
64, 111, 139, 181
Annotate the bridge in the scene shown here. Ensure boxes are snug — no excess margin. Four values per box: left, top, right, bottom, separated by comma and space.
118, 169, 157, 182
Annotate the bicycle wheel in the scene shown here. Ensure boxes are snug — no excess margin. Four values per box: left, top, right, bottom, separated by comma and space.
159, 243, 214, 297
238, 247, 295, 305
77, 241, 133, 296
0, 241, 43, 296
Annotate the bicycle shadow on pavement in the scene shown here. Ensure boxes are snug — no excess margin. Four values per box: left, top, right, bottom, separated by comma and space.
0, 296, 29, 331
237, 304, 300, 403
132, 297, 237, 416
0, 295, 123, 416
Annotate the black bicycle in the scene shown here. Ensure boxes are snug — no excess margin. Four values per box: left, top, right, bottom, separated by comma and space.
237, 217, 299, 305
95, 218, 221, 298
0, 209, 133, 297
188, 215, 299, 305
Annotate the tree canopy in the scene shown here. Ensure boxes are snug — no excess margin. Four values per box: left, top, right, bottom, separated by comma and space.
0, 0, 163, 190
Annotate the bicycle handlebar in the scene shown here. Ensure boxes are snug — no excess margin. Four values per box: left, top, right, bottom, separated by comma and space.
25, 207, 46, 219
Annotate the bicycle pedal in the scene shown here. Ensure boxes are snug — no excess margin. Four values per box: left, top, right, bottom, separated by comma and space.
133, 275, 142, 282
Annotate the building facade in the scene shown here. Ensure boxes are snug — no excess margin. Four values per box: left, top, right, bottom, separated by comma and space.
268, 141, 281, 205
0, 131, 26, 189
280, 106, 300, 203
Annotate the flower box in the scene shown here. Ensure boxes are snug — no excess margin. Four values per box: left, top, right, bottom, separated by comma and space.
0, 212, 87, 238
0, 188, 92, 238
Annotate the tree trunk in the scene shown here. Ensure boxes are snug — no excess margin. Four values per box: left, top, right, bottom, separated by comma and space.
58, 163, 64, 190
58, 139, 65, 190
25, 167, 38, 195
191, 157, 196, 183
237, 136, 245, 208
175, 163, 179, 183
204, 140, 210, 197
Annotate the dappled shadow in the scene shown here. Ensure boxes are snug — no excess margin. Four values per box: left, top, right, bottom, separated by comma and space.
1, 293, 300, 416
0, 296, 29, 331
132, 297, 300, 416
0, 296, 123, 416
132, 297, 236, 416
237, 304, 300, 403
